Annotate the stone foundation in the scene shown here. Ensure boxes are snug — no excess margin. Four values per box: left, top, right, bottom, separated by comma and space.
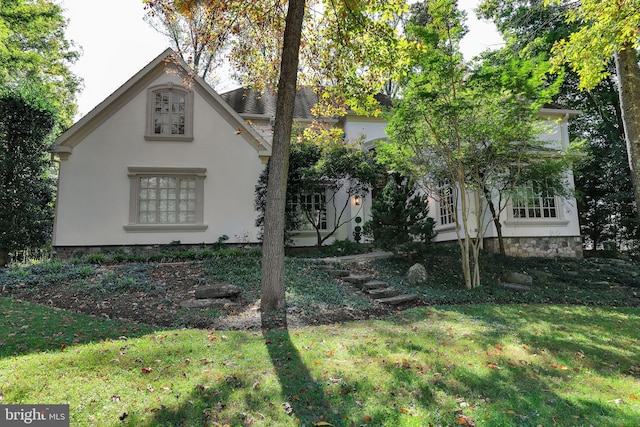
52, 243, 247, 260
483, 236, 583, 258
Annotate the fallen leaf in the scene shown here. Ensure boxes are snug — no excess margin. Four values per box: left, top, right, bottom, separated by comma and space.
312, 422, 334, 426
630, 395, 638, 401
455, 415, 475, 426
363, 415, 372, 422
141, 367, 153, 374
487, 363, 501, 370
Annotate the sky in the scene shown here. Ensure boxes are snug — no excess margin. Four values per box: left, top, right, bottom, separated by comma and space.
59, 0, 504, 118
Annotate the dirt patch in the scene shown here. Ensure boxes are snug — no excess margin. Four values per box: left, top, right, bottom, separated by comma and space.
1, 261, 414, 330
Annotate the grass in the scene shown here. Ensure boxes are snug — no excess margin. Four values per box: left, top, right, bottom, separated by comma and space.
0, 299, 638, 426
1, 248, 640, 425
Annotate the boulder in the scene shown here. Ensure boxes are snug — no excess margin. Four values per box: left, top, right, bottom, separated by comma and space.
180, 298, 238, 309
195, 283, 241, 299
503, 271, 533, 286
407, 263, 427, 285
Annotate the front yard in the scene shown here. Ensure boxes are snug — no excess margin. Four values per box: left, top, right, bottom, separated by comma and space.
1, 249, 639, 426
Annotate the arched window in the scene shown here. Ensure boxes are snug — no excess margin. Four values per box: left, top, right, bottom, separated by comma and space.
145, 83, 194, 141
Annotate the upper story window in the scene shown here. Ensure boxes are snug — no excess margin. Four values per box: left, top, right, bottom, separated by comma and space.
145, 83, 194, 141
512, 182, 558, 219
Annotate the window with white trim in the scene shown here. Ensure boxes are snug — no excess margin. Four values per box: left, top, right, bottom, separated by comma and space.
145, 84, 194, 141
512, 182, 558, 219
438, 183, 456, 226
125, 167, 207, 232
289, 191, 327, 231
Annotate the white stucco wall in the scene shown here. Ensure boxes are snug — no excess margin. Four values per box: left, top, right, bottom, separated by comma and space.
54, 72, 265, 247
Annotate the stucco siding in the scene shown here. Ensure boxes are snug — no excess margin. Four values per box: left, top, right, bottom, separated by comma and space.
54, 72, 264, 247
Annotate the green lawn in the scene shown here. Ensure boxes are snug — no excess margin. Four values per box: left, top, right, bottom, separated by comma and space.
1, 298, 638, 426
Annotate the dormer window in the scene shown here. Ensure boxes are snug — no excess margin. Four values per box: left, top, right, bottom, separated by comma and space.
145, 83, 194, 141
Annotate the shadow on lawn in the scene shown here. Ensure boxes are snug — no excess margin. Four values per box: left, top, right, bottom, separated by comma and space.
263, 329, 344, 425
0, 297, 157, 358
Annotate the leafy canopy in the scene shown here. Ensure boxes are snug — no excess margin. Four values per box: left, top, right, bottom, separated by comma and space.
545, 0, 640, 90
0, 0, 80, 127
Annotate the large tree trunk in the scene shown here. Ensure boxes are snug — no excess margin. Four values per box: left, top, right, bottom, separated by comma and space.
615, 45, 640, 222
259, 0, 306, 330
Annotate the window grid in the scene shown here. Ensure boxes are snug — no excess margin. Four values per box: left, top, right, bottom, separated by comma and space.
439, 185, 456, 226
138, 176, 197, 224
512, 183, 557, 219
153, 90, 186, 135
290, 192, 327, 231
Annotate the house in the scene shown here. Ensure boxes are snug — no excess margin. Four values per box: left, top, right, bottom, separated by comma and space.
51, 49, 384, 258
52, 48, 582, 258
428, 104, 583, 258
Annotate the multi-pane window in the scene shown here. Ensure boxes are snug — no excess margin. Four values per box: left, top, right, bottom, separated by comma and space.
153, 90, 186, 135
512, 183, 557, 219
290, 192, 327, 231
126, 167, 206, 231
438, 184, 456, 226
138, 176, 196, 224
145, 85, 193, 141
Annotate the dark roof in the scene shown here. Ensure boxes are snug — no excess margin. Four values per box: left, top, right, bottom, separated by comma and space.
220, 86, 393, 119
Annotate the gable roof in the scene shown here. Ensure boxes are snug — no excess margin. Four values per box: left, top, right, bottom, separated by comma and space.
53, 48, 271, 159
220, 86, 393, 120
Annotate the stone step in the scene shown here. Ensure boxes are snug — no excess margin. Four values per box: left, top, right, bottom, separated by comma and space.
367, 287, 401, 298
195, 283, 241, 299
359, 280, 389, 291
180, 298, 239, 309
316, 264, 338, 271
343, 275, 372, 285
326, 269, 350, 278
375, 294, 419, 305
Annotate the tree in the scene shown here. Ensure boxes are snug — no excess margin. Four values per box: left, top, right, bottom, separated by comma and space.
0, 86, 56, 267
147, 0, 408, 328
144, 1, 221, 85
256, 139, 379, 247
363, 172, 435, 259
479, 0, 640, 249
379, 0, 569, 288
544, 0, 640, 222
0, 0, 80, 128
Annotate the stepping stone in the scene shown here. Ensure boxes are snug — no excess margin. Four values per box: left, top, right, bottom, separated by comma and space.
195, 283, 241, 299
180, 298, 238, 309
316, 264, 338, 271
360, 280, 389, 291
367, 287, 401, 298
343, 275, 371, 285
375, 294, 419, 305
326, 269, 350, 278
500, 282, 535, 292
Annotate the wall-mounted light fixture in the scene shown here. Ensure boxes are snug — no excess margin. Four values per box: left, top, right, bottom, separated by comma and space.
354, 196, 361, 206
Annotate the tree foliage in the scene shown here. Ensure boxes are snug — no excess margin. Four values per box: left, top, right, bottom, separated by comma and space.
542, 0, 640, 224
0, 0, 80, 128
255, 139, 379, 247
380, 0, 571, 288
0, 86, 56, 266
144, 1, 222, 85
363, 172, 435, 257
479, 0, 640, 249
149, 0, 409, 328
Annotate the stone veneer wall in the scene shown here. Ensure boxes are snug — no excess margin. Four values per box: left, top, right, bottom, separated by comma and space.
53, 243, 235, 260
483, 236, 583, 258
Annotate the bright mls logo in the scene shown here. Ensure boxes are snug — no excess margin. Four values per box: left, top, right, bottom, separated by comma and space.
1, 405, 69, 426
